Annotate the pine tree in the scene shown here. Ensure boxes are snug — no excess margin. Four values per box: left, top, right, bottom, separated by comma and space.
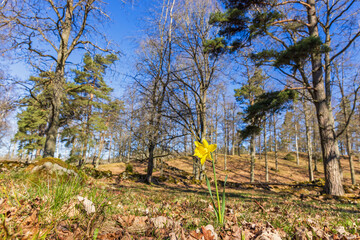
14, 72, 54, 160
235, 68, 265, 182
209, 0, 360, 195
62, 53, 118, 167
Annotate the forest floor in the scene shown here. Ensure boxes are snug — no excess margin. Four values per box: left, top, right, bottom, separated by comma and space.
1, 152, 360, 239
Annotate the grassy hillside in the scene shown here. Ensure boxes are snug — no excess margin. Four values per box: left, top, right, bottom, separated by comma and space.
98, 152, 360, 185
0, 153, 359, 239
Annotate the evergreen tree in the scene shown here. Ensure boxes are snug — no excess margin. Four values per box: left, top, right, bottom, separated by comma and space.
14, 72, 54, 160
209, 0, 360, 195
234, 67, 265, 182
62, 53, 118, 167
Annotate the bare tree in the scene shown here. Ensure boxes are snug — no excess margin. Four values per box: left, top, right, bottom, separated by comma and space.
9, 0, 113, 157
0, 82, 15, 146
166, 0, 220, 180
133, 0, 176, 183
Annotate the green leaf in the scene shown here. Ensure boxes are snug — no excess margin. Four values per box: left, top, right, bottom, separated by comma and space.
93, 228, 99, 240
206, 175, 219, 221
221, 175, 228, 222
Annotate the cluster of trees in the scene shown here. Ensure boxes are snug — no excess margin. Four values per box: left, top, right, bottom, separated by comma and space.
0, 0, 359, 196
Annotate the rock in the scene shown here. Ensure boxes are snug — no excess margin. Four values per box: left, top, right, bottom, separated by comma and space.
0, 161, 27, 171
31, 162, 78, 176
203, 225, 218, 240
255, 229, 282, 240
169, 232, 177, 240
336, 226, 347, 235
150, 216, 173, 228
294, 227, 313, 240
26, 157, 81, 178
77, 196, 96, 214
116, 215, 149, 234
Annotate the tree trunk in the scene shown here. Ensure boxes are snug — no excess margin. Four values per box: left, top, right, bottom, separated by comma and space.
184, 132, 188, 155
43, 70, 63, 157
43, 2, 72, 158
146, 143, 156, 184
223, 98, 227, 171
345, 129, 355, 185
250, 134, 255, 182
273, 114, 278, 171
35, 148, 41, 159
339, 80, 356, 184
108, 134, 112, 163
232, 107, 236, 155
307, 0, 344, 196
312, 117, 318, 172
303, 97, 314, 181
258, 135, 262, 160
264, 120, 268, 182
95, 134, 105, 169
294, 109, 300, 165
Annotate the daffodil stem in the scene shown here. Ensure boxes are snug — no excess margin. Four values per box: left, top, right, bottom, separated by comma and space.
211, 153, 222, 224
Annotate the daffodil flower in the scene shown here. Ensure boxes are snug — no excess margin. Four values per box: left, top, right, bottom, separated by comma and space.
193, 138, 226, 226
193, 139, 217, 165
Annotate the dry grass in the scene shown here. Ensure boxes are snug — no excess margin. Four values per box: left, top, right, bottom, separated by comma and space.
163, 152, 360, 185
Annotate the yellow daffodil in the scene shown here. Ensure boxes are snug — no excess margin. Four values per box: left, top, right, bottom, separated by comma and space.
193, 139, 217, 165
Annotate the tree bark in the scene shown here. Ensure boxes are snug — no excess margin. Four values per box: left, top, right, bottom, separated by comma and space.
43, 69, 63, 157
307, 0, 344, 195
294, 110, 300, 165
264, 120, 268, 182
273, 114, 278, 171
95, 133, 105, 169
146, 143, 156, 184
43, 0, 73, 157
250, 134, 256, 182
303, 97, 314, 181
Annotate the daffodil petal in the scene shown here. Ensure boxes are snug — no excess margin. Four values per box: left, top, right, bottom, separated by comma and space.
197, 145, 208, 156
202, 139, 209, 148
206, 153, 213, 161
208, 144, 217, 152
193, 149, 204, 158
194, 141, 202, 147
200, 156, 207, 165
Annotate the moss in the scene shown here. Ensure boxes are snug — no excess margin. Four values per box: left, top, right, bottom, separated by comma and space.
27, 157, 78, 172
125, 163, 133, 173
0, 161, 28, 171
82, 167, 112, 179
167, 176, 179, 184
284, 153, 295, 161
158, 175, 167, 182
26, 157, 88, 181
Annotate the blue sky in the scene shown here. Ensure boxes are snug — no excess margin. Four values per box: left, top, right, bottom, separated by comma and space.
1, 0, 159, 155
8, 0, 156, 92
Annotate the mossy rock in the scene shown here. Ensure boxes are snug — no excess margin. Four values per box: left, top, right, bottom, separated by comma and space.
83, 167, 112, 179
125, 163, 134, 173
270, 167, 280, 172
26, 157, 86, 180
158, 175, 167, 182
0, 161, 28, 172
284, 153, 295, 161
118, 170, 142, 182
167, 176, 179, 184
